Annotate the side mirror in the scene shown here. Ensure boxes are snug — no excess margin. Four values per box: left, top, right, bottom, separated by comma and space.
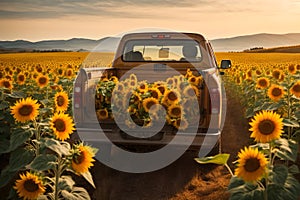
220, 60, 232, 69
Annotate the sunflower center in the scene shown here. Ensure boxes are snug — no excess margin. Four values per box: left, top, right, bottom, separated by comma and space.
258, 119, 275, 135
273, 71, 280, 79
258, 79, 267, 87
24, 179, 39, 192
168, 91, 178, 101
67, 70, 72, 76
271, 88, 282, 97
171, 107, 181, 116
146, 101, 156, 110
99, 110, 107, 116
151, 90, 159, 99
288, 65, 295, 72
3, 81, 11, 88
18, 75, 25, 82
39, 77, 47, 84
19, 105, 33, 116
293, 84, 300, 93
73, 152, 84, 164
244, 158, 260, 172
139, 84, 146, 90
57, 96, 65, 106
58, 69, 63, 75
54, 119, 66, 132
157, 86, 165, 94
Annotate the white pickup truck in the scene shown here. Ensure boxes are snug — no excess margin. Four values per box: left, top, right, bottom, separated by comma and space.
73, 32, 230, 160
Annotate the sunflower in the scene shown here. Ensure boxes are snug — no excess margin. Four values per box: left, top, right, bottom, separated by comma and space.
54, 91, 69, 112
168, 104, 182, 118
142, 97, 159, 112
148, 87, 162, 99
109, 76, 119, 83
288, 64, 296, 74
96, 108, 109, 120
17, 73, 26, 85
235, 147, 267, 182
185, 68, 193, 78
173, 117, 189, 130
249, 110, 283, 143
115, 82, 125, 92
65, 68, 74, 79
164, 90, 180, 104
236, 76, 241, 85
36, 74, 49, 88
183, 85, 199, 98
130, 92, 142, 105
297, 64, 300, 71
50, 113, 75, 141
166, 77, 175, 87
290, 81, 300, 98
156, 84, 167, 95
14, 172, 45, 200
11, 97, 40, 123
272, 70, 282, 80
137, 81, 148, 93
255, 69, 262, 76
72, 144, 96, 174
0, 78, 13, 90
128, 74, 137, 87
256, 77, 270, 89
188, 76, 198, 85
267, 84, 285, 102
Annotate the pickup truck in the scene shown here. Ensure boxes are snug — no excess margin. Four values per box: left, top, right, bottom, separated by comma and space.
73, 32, 231, 161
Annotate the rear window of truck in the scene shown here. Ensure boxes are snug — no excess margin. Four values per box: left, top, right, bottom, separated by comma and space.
122, 39, 202, 62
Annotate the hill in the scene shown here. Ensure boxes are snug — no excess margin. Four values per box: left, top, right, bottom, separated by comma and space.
210, 33, 300, 52
0, 33, 300, 53
243, 44, 300, 53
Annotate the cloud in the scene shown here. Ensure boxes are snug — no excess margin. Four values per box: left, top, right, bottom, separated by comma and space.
0, 0, 211, 19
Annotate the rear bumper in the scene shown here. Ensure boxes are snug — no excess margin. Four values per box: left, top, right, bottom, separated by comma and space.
75, 126, 220, 151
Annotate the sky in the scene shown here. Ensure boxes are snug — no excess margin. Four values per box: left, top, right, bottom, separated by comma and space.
0, 0, 300, 41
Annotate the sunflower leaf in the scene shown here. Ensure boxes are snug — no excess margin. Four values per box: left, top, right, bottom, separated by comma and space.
274, 139, 298, 162
29, 154, 57, 171
81, 171, 96, 188
9, 147, 35, 172
0, 166, 17, 188
282, 118, 300, 127
61, 187, 91, 200
9, 127, 33, 152
42, 138, 70, 157
270, 165, 288, 186
194, 154, 230, 165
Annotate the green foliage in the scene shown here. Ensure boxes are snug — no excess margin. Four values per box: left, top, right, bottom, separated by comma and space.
194, 154, 230, 165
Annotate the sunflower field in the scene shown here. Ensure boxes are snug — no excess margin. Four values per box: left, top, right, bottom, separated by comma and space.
0, 52, 98, 200
204, 52, 300, 200
1, 52, 300, 200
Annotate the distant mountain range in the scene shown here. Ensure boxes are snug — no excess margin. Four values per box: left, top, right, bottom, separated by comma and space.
0, 33, 300, 52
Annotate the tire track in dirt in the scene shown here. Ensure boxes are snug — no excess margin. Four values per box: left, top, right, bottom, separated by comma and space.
87, 89, 251, 200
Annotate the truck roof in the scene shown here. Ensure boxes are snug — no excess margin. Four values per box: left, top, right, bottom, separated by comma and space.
120, 32, 207, 42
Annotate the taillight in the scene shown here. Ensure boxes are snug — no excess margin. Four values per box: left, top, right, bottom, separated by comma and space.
74, 86, 81, 109
210, 88, 220, 114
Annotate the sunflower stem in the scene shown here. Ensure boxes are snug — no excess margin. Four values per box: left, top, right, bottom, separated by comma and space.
54, 156, 64, 200
33, 119, 40, 156
224, 163, 234, 177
